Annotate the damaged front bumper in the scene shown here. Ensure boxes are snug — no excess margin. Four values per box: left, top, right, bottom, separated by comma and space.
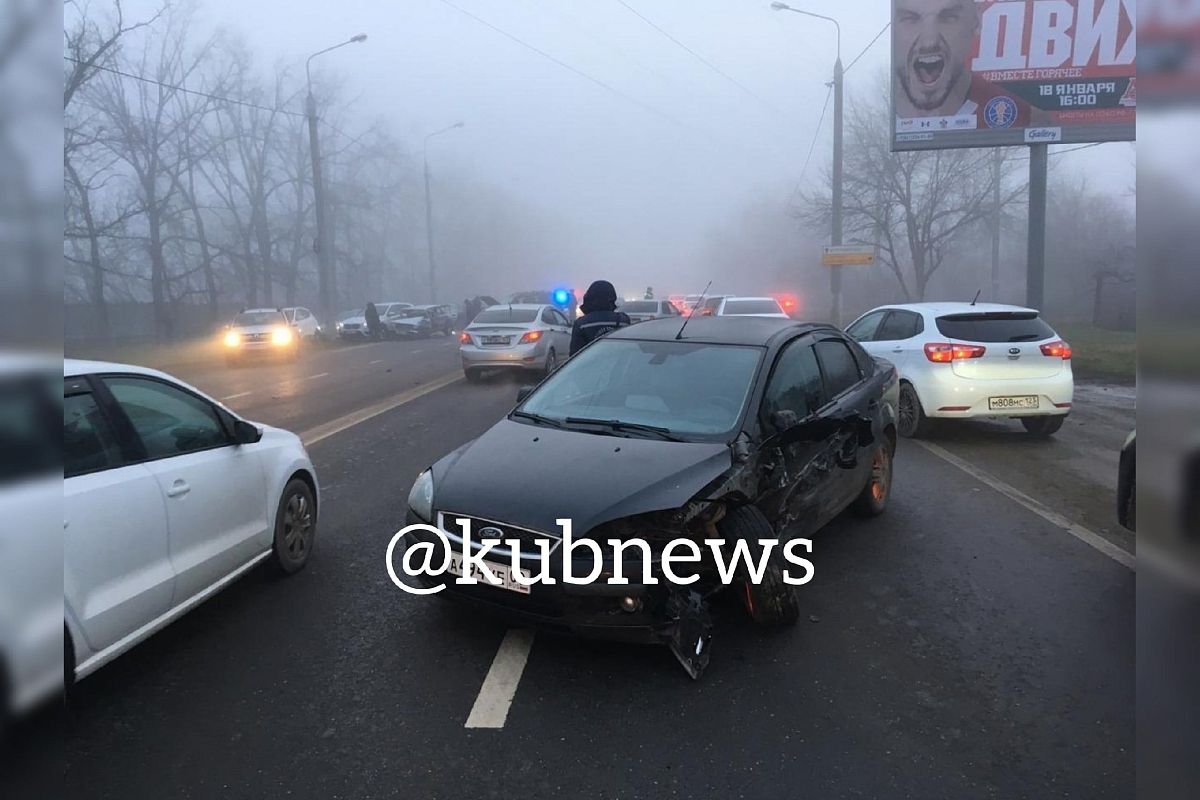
401, 511, 716, 677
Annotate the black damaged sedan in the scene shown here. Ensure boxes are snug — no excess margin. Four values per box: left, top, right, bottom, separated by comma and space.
403, 316, 899, 677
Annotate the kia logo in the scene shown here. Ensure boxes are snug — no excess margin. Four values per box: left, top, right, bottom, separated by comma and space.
1009, 347, 1021, 355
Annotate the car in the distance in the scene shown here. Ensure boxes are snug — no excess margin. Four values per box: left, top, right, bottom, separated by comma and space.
618, 299, 682, 323
281, 306, 321, 339
406, 316, 899, 678
693, 295, 731, 317
459, 304, 573, 382
385, 305, 454, 339
64, 359, 319, 686
336, 302, 412, 339
222, 308, 300, 365
846, 302, 1073, 438
715, 297, 790, 319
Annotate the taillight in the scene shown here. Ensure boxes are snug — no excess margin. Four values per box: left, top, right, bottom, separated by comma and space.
519, 330, 543, 344
459, 331, 472, 344
924, 342, 986, 362
1040, 340, 1072, 359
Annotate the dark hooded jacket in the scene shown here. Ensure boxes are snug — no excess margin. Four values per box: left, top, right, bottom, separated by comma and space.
570, 280, 631, 356
365, 302, 381, 337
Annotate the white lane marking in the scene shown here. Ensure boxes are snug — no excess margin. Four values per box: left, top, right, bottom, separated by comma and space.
914, 440, 1134, 570
221, 391, 253, 401
303, 372, 330, 381
465, 629, 535, 729
411, 349, 424, 354
299, 371, 463, 446
369, 359, 383, 365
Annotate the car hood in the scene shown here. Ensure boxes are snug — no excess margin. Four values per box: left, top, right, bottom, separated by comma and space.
432, 419, 732, 536
340, 316, 366, 325
231, 323, 282, 335
390, 317, 426, 326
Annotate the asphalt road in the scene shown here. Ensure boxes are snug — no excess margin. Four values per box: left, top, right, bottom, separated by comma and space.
15, 339, 1136, 798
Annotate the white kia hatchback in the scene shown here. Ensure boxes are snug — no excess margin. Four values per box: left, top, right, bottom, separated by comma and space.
845, 303, 1073, 437
63, 359, 319, 684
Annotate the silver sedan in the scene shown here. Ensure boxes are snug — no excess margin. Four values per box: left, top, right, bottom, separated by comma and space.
459, 304, 572, 382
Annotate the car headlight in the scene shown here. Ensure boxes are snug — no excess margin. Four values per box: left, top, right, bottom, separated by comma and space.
335, 321, 344, 330
224, 330, 241, 348
408, 469, 435, 521
272, 327, 293, 346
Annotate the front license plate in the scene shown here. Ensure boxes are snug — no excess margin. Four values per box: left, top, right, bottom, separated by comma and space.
989, 395, 1039, 410
447, 552, 531, 594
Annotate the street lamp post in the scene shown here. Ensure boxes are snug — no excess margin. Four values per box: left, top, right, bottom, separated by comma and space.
423, 122, 464, 304
771, 2, 844, 325
306, 33, 366, 338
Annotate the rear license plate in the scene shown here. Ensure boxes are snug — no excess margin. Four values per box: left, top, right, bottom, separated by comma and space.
989, 395, 1039, 410
447, 552, 531, 594
481, 336, 509, 345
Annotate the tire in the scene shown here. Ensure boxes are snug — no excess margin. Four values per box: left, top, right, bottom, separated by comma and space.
271, 478, 317, 575
544, 348, 558, 376
897, 382, 934, 438
465, 368, 484, 384
851, 437, 894, 517
719, 506, 800, 627
1021, 415, 1065, 437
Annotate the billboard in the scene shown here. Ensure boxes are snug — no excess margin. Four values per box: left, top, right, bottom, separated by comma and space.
891, 0, 1137, 150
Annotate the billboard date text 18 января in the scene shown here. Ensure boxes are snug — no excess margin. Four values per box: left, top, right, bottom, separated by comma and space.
891, 0, 1136, 150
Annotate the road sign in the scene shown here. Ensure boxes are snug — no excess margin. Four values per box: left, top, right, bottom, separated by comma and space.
822, 245, 876, 267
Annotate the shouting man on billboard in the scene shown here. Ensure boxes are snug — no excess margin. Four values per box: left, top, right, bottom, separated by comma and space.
894, 0, 1039, 127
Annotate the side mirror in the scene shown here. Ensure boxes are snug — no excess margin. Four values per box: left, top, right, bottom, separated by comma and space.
516, 385, 535, 403
233, 419, 263, 445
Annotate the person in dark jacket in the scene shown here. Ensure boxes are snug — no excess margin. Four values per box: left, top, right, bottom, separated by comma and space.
365, 302, 381, 339
570, 280, 631, 356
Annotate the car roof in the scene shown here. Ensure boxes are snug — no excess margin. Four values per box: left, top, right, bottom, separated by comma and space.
609, 316, 828, 346
866, 301, 1038, 317
65, 358, 171, 379
240, 307, 284, 314
722, 296, 781, 303
479, 303, 544, 311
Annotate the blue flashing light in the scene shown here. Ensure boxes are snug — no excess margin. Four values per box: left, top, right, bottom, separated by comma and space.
552, 288, 571, 306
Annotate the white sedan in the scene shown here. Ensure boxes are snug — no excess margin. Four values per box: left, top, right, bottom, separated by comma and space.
714, 296, 790, 319
63, 359, 319, 685
845, 302, 1073, 437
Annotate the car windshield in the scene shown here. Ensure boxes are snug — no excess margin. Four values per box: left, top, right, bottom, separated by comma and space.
518, 338, 762, 438
723, 299, 783, 315
474, 307, 539, 324
233, 311, 285, 326
620, 301, 658, 313
935, 312, 1056, 342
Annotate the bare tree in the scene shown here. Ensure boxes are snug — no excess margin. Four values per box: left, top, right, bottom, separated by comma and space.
798, 82, 1023, 302
63, 0, 166, 109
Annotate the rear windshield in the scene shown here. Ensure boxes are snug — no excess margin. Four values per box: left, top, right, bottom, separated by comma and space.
474, 307, 538, 324
233, 311, 285, 326
723, 299, 782, 315
620, 301, 658, 313
935, 312, 1056, 342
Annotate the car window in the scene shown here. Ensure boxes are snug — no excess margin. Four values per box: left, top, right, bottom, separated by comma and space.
474, 307, 539, 324
762, 341, 825, 423
233, 311, 286, 326
845, 310, 888, 342
64, 389, 125, 477
296, 309, 310, 321
935, 312, 1056, 342
551, 309, 570, 326
722, 299, 784, 315
620, 301, 658, 313
847, 338, 877, 378
103, 376, 229, 460
520, 339, 762, 438
814, 339, 863, 399
875, 310, 924, 341
541, 308, 558, 325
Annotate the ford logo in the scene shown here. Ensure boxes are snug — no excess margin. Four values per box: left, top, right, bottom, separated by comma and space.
478, 526, 505, 539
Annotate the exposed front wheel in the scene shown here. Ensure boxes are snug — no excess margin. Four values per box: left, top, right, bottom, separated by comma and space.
719, 506, 800, 627
544, 348, 558, 376
1021, 415, 1065, 437
897, 383, 934, 438
271, 478, 316, 575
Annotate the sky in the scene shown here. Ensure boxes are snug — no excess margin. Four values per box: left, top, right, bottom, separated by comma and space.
116, 0, 1136, 291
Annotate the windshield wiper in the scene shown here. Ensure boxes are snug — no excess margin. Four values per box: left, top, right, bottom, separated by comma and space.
511, 410, 565, 429
564, 417, 684, 442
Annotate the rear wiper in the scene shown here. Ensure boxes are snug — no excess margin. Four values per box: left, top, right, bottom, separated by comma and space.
1008, 335, 1042, 342
564, 417, 684, 442
512, 410, 565, 429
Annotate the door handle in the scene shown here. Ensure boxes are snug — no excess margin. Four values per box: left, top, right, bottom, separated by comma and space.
891, 347, 903, 353
166, 480, 191, 498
